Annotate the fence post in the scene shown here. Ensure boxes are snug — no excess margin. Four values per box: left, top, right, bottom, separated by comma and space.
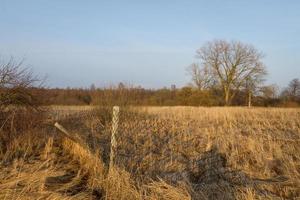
54, 122, 84, 146
109, 106, 119, 171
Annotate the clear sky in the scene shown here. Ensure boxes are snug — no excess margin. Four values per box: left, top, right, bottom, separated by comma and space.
0, 0, 299, 88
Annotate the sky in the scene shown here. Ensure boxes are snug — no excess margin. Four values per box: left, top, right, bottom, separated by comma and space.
0, 0, 299, 89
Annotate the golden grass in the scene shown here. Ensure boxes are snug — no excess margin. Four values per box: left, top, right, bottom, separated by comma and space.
0, 106, 299, 199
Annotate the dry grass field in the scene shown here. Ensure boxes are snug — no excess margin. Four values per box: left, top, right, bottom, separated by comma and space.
0, 106, 299, 199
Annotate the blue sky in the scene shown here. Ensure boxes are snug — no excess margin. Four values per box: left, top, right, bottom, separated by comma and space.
0, 0, 299, 88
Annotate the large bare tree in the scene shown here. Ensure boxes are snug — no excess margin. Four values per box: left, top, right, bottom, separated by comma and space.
195, 40, 267, 105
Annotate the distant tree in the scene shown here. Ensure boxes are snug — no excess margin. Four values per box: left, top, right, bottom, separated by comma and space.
90, 83, 96, 91
280, 78, 300, 106
288, 78, 300, 99
243, 74, 266, 107
260, 84, 279, 99
170, 84, 176, 91
178, 87, 193, 105
118, 82, 126, 90
195, 40, 267, 105
186, 63, 211, 90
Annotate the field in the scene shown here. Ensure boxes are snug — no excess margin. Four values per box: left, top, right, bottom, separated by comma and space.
0, 106, 299, 199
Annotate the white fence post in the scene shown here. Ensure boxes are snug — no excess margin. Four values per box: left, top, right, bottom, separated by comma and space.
109, 106, 119, 171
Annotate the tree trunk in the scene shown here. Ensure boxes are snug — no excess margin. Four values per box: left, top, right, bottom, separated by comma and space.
248, 90, 252, 108
224, 88, 230, 106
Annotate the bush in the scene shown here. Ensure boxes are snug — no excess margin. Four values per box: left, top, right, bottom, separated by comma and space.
0, 57, 45, 160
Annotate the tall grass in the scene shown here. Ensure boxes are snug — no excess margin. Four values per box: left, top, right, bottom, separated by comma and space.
0, 106, 299, 199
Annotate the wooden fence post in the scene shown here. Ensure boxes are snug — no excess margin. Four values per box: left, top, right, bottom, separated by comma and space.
54, 122, 83, 145
109, 106, 119, 171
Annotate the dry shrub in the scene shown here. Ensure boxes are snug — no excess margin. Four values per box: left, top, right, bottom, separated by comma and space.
0, 107, 47, 161
0, 107, 45, 134
0, 137, 93, 200
0, 160, 52, 200
62, 138, 105, 181
61, 137, 140, 200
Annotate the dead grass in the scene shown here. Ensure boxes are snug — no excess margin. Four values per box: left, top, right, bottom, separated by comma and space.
0, 106, 299, 199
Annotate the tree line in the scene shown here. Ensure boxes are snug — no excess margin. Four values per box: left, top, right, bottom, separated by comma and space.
1, 40, 300, 107
27, 79, 299, 107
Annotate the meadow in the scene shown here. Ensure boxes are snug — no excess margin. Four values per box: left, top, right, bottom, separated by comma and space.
0, 106, 299, 199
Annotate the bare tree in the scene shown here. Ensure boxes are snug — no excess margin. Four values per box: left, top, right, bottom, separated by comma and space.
0, 57, 45, 145
244, 73, 266, 107
186, 63, 211, 90
244, 78, 256, 107
260, 84, 279, 99
0, 57, 41, 107
195, 40, 267, 105
288, 78, 300, 98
